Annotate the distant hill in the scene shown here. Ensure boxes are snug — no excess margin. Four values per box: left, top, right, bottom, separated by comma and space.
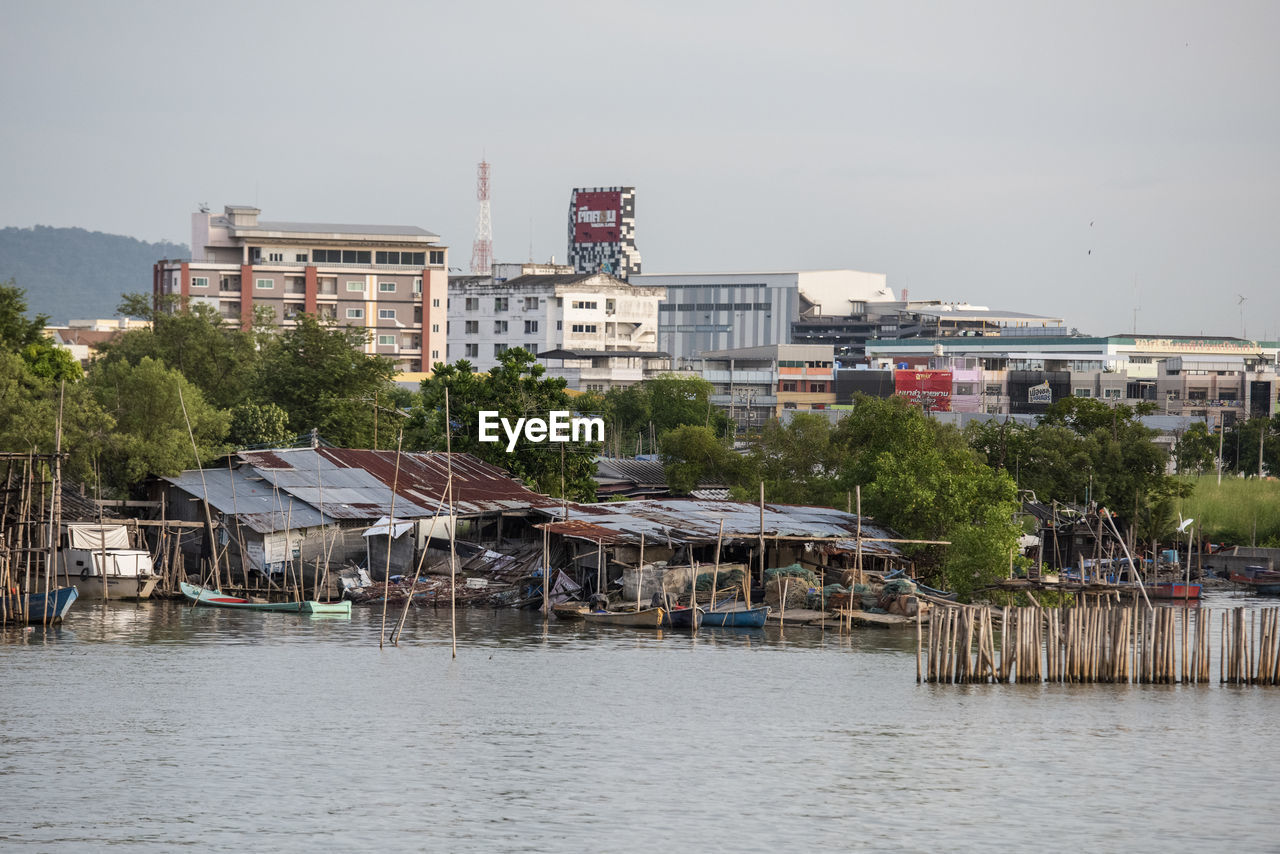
0, 226, 188, 324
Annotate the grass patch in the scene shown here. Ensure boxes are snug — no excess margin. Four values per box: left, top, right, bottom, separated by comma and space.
1179, 475, 1280, 547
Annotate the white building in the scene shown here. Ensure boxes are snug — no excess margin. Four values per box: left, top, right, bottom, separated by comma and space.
447, 271, 666, 388
631, 269, 896, 363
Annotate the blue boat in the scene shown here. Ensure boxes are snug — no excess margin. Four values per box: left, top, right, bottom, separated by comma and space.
701, 604, 770, 628
665, 605, 703, 629
2, 585, 79, 624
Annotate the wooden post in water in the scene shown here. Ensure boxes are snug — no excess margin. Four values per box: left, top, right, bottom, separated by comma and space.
378, 429, 404, 649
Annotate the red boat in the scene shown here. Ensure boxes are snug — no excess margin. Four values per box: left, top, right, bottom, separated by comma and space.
1149, 582, 1202, 600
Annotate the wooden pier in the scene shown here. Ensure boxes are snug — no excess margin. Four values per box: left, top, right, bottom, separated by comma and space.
920, 603, 1280, 686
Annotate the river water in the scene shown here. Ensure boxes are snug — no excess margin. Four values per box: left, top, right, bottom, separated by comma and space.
3, 592, 1278, 853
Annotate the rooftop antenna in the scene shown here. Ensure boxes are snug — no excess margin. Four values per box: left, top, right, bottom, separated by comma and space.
470, 158, 493, 275
1237, 294, 1248, 339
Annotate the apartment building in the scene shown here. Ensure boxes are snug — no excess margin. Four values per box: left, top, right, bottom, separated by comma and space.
683, 343, 837, 432
154, 206, 448, 372
446, 271, 665, 388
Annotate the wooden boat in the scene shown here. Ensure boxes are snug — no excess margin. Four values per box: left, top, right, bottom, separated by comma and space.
665, 605, 703, 629
701, 604, 770, 628
581, 607, 664, 627
1149, 582, 1202, 600
180, 581, 344, 613
1, 585, 79, 624
551, 601, 589, 620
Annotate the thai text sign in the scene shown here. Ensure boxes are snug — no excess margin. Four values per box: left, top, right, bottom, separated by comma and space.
894, 369, 952, 411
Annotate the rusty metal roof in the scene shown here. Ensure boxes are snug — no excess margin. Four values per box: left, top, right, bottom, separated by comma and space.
535, 498, 902, 553
235, 448, 559, 519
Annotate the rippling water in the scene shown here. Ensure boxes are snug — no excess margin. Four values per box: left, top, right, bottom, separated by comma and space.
3, 592, 1278, 852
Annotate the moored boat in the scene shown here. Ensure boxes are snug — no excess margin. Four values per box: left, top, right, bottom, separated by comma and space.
665, 605, 703, 629
581, 607, 664, 627
701, 604, 771, 628
551, 601, 589, 620
2, 585, 79, 624
180, 581, 340, 613
1149, 582, 1203, 600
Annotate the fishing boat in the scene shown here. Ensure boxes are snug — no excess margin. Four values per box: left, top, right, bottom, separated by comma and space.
551, 601, 589, 620
180, 581, 348, 614
1149, 582, 1202, 600
1, 585, 79, 624
701, 603, 771, 628
59, 524, 161, 601
581, 607, 664, 627
665, 605, 703, 629
1228, 566, 1280, 595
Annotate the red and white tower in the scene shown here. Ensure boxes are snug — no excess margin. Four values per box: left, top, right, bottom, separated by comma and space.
470, 159, 493, 274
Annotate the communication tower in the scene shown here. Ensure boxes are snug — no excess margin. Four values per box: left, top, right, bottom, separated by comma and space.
470, 159, 493, 274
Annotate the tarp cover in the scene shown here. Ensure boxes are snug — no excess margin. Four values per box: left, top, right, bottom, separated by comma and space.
67, 524, 130, 550
362, 516, 414, 539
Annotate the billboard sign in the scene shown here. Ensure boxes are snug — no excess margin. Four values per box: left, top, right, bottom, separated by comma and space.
894, 369, 952, 411
1027, 381, 1053, 404
572, 190, 622, 244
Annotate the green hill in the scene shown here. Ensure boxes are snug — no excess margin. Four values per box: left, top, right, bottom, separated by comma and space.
0, 225, 188, 324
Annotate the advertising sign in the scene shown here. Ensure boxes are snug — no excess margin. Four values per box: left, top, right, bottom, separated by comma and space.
572, 190, 622, 243
1027, 381, 1053, 404
894, 369, 952, 411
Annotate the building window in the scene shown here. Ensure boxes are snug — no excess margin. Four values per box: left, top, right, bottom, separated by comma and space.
431, 349, 439, 359
379, 282, 396, 293
465, 297, 479, 311
1104, 388, 1123, 399
571, 324, 597, 333
465, 343, 478, 358
808, 382, 826, 393
296, 253, 309, 262
781, 381, 798, 392
284, 303, 304, 320
432, 324, 440, 333
347, 308, 365, 319
414, 278, 423, 294
494, 343, 509, 355
432, 298, 440, 307
572, 300, 598, 310
465, 320, 478, 334
268, 252, 284, 262
256, 278, 274, 290
378, 308, 396, 320
494, 320, 508, 334
524, 296, 540, 310
285, 277, 305, 294
378, 335, 395, 346
1074, 388, 1092, 398
318, 277, 337, 295
317, 305, 336, 319
191, 276, 208, 288
495, 297, 509, 312
524, 320, 538, 334
414, 307, 423, 323
429, 250, 444, 265
219, 275, 240, 292
346, 281, 365, 293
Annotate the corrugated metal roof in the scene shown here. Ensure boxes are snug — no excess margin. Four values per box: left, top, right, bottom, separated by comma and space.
535, 498, 901, 554
237, 448, 560, 518
162, 468, 331, 534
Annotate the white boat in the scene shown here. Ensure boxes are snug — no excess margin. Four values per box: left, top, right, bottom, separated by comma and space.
57, 524, 161, 601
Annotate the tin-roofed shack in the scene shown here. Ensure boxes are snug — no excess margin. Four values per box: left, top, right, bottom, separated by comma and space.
535, 498, 910, 603
152, 448, 561, 590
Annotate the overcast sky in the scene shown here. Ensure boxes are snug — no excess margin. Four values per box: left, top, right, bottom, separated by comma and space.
3, 1, 1277, 339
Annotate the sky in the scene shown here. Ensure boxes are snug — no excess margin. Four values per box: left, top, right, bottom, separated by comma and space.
2, 0, 1277, 339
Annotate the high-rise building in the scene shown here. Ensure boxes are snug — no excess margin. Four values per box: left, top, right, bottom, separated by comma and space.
568, 187, 640, 279
155, 206, 448, 372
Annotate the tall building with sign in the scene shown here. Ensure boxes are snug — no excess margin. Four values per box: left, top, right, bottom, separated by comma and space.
568, 187, 641, 279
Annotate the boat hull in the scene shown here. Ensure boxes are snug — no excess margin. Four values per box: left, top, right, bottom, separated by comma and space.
74, 575, 161, 601
1149, 583, 1202, 600
2, 586, 79, 624
302, 600, 352, 615
180, 581, 328, 612
581, 607, 664, 627
701, 605, 770, 628
666, 606, 703, 629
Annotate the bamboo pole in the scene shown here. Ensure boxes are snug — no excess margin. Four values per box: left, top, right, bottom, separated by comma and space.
378, 428, 404, 649
446, 388, 457, 660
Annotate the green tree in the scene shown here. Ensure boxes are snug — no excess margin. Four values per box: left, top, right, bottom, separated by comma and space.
254, 314, 397, 448
593, 373, 731, 454
228, 401, 293, 448
87, 356, 230, 494
408, 349, 598, 500
0, 279, 48, 352
0, 351, 113, 484
1172, 422, 1218, 475
660, 425, 741, 495
100, 294, 261, 410
737, 413, 846, 506
20, 339, 83, 382
1222, 415, 1280, 477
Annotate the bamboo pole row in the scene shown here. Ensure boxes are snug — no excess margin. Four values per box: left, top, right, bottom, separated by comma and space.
921, 604, 1275, 685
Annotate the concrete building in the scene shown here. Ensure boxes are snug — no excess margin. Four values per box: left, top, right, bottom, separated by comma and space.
631, 269, 895, 364
683, 343, 837, 432
568, 187, 641, 279
45, 318, 150, 365
154, 205, 449, 372
446, 271, 666, 386
864, 334, 1280, 424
